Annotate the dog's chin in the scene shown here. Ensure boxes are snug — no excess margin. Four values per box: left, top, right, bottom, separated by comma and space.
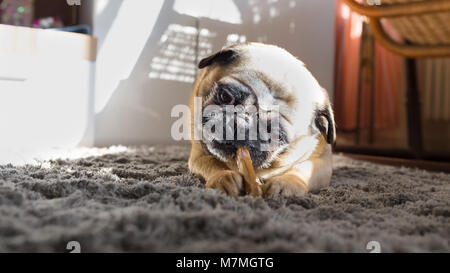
203, 139, 285, 169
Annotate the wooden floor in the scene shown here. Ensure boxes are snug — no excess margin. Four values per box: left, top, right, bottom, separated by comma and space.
338, 152, 450, 173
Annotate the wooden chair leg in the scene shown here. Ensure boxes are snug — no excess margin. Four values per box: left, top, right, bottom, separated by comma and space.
356, 22, 376, 145
405, 56, 424, 158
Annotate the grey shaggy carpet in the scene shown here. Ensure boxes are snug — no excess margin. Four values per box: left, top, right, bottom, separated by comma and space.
0, 145, 449, 253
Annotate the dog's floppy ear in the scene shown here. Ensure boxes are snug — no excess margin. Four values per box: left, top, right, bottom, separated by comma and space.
198, 49, 239, 69
315, 104, 336, 146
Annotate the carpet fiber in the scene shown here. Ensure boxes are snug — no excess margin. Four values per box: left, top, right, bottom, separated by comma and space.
0, 145, 449, 252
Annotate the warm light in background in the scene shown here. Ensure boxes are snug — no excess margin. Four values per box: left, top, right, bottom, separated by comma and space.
340, 3, 350, 20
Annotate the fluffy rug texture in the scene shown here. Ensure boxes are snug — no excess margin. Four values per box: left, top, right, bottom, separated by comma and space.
0, 145, 449, 253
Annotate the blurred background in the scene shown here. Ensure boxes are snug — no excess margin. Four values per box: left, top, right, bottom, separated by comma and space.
0, 0, 449, 170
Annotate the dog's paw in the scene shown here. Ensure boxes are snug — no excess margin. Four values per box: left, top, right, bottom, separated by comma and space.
263, 174, 307, 198
205, 170, 245, 197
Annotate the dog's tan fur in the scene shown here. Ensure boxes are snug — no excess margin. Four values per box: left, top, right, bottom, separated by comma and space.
188, 43, 335, 198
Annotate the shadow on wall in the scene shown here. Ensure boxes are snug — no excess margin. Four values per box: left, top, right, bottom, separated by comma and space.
92, 0, 336, 147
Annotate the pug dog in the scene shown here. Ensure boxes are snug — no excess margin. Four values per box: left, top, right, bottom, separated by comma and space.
188, 43, 335, 198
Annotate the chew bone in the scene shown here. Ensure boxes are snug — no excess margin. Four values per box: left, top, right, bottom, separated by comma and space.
236, 148, 262, 197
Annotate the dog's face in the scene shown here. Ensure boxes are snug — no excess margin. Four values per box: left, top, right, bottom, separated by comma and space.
192, 43, 335, 169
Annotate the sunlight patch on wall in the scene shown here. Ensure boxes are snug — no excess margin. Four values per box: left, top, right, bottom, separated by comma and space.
289, 0, 296, 8
94, 0, 164, 113
225, 33, 247, 46
95, 0, 109, 15
148, 24, 216, 83
249, 0, 281, 24
250, 0, 262, 24
269, 6, 279, 18
173, 0, 242, 24
289, 21, 295, 34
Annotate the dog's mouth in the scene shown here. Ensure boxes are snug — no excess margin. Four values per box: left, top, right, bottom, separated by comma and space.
210, 140, 268, 168
202, 124, 288, 169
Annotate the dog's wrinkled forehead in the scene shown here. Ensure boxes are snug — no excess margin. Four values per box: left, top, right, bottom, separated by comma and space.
197, 43, 326, 105
199, 44, 283, 99
199, 43, 302, 74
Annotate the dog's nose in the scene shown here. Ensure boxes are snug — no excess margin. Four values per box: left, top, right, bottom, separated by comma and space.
217, 88, 235, 105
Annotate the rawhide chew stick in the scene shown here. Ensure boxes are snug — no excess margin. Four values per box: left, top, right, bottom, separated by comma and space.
236, 147, 262, 197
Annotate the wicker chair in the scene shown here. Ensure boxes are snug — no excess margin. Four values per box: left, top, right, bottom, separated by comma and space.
342, 0, 450, 58
341, 0, 450, 160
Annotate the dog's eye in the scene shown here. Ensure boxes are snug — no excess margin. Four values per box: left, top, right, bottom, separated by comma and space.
214, 84, 238, 105
217, 88, 235, 105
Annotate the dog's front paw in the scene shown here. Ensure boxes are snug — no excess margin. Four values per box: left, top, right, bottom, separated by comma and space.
263, 174, 307, 198
205, 170, 245, 197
